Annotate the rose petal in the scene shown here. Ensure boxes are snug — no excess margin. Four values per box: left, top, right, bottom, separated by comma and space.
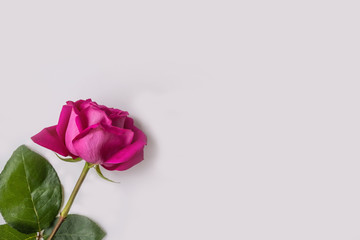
78, 105, 112, 129
111, 116, 127, 128
31, 125, 71, 157
64, 106, 81, 156
72, 123, 134, 164
102, 118, 147, 171
56, 105, 72, 142
76, 99, 93, 110
102, 148, 144, 171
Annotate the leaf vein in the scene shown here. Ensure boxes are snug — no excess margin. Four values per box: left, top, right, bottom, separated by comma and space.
21, 151, 41, 232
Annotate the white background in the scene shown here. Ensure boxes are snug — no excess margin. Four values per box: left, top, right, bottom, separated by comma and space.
0, 1, 360, 240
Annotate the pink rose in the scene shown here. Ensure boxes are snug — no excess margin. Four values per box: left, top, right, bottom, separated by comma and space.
32, 99, 147, 171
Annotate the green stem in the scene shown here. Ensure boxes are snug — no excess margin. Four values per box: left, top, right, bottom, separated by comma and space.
47, 162, 92, 240
60, 162, 92, 217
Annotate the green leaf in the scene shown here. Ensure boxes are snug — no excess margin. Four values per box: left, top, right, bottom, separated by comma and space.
95, 165, 119, 183
44, 214, 106, 240
55, 154, 82, 163
0, 145, 62, 234
0, 224, 37, 240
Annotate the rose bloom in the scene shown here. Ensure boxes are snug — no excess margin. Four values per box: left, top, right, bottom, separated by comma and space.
32, 99, 147, 171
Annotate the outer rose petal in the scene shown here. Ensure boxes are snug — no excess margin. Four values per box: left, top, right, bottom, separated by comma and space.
102, 118, 147, 171
31, 125, 70, 157
56, 105, 72, 142
64, 106, 81, 156
72, 124, 134, 164
102, 148, 144, 171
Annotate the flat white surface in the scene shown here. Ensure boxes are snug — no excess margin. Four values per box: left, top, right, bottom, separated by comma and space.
0, 1, 360, 239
